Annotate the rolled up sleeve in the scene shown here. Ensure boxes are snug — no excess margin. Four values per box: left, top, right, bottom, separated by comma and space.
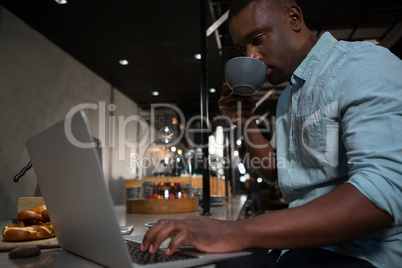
339, 46, 402, 225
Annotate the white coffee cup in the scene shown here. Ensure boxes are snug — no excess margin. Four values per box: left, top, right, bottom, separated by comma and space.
225, 57, 267, 96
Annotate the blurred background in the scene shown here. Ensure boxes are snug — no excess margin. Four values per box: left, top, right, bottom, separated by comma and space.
1, 0, 401, 220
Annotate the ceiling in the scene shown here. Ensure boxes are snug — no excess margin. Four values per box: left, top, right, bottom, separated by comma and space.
1, 0, 402, 121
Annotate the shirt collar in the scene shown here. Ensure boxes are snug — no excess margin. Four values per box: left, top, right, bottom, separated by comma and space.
291, 32, 338, 85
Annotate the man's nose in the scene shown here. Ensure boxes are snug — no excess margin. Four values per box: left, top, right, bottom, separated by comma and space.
246, 48, 263, 61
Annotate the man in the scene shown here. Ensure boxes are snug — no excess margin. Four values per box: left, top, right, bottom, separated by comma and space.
141, 0, 402, 267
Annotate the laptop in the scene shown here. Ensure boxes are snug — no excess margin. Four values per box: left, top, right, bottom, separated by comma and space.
26, 110, 250, 268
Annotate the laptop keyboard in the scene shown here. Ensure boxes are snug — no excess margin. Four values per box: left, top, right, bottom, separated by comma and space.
125, 240, 197, 265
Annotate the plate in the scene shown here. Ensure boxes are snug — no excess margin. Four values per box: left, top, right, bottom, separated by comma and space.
145, 221, 157, 229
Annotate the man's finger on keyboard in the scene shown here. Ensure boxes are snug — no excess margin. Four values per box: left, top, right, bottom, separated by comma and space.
166, 228, 194, 255
142, 219, 187, 253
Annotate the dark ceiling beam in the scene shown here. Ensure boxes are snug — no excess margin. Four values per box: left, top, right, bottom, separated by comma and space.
347, 0, 375, 41
315, 0, 336, 37
380, 12, 402, 48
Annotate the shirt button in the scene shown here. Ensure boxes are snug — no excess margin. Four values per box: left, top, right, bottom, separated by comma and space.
291, 163, 295, 168
294, 96, 299, 101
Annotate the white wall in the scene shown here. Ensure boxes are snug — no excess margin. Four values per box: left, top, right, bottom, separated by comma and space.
108, 89, 141, 205
0, 6, 145, 220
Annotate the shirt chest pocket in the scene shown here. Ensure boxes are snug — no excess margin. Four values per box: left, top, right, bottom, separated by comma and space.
295, 108, 340, 168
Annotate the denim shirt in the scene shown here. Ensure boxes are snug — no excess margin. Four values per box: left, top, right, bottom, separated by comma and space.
270, 32, 402, 267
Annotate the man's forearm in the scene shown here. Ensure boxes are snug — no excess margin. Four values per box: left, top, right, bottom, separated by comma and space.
237, 183, 392, 249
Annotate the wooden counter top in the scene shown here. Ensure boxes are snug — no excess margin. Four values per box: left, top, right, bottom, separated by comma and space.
0, 194, 247, 267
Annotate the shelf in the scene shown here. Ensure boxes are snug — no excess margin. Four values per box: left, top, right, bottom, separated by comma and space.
126, 198, 199, 214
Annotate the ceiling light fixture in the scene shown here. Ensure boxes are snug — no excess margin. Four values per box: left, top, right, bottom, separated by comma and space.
151, 91, 159, 96
209, 88, 216, 93
194, 54, 201, 60
119, 59, 129, 65
55, 0, 68, 4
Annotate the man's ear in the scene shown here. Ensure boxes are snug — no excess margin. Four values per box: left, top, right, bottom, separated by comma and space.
287, 5, 303, 32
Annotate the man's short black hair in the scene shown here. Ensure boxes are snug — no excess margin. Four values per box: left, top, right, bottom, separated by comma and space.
228, 0, 263, 22
228, 0, 297, 22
